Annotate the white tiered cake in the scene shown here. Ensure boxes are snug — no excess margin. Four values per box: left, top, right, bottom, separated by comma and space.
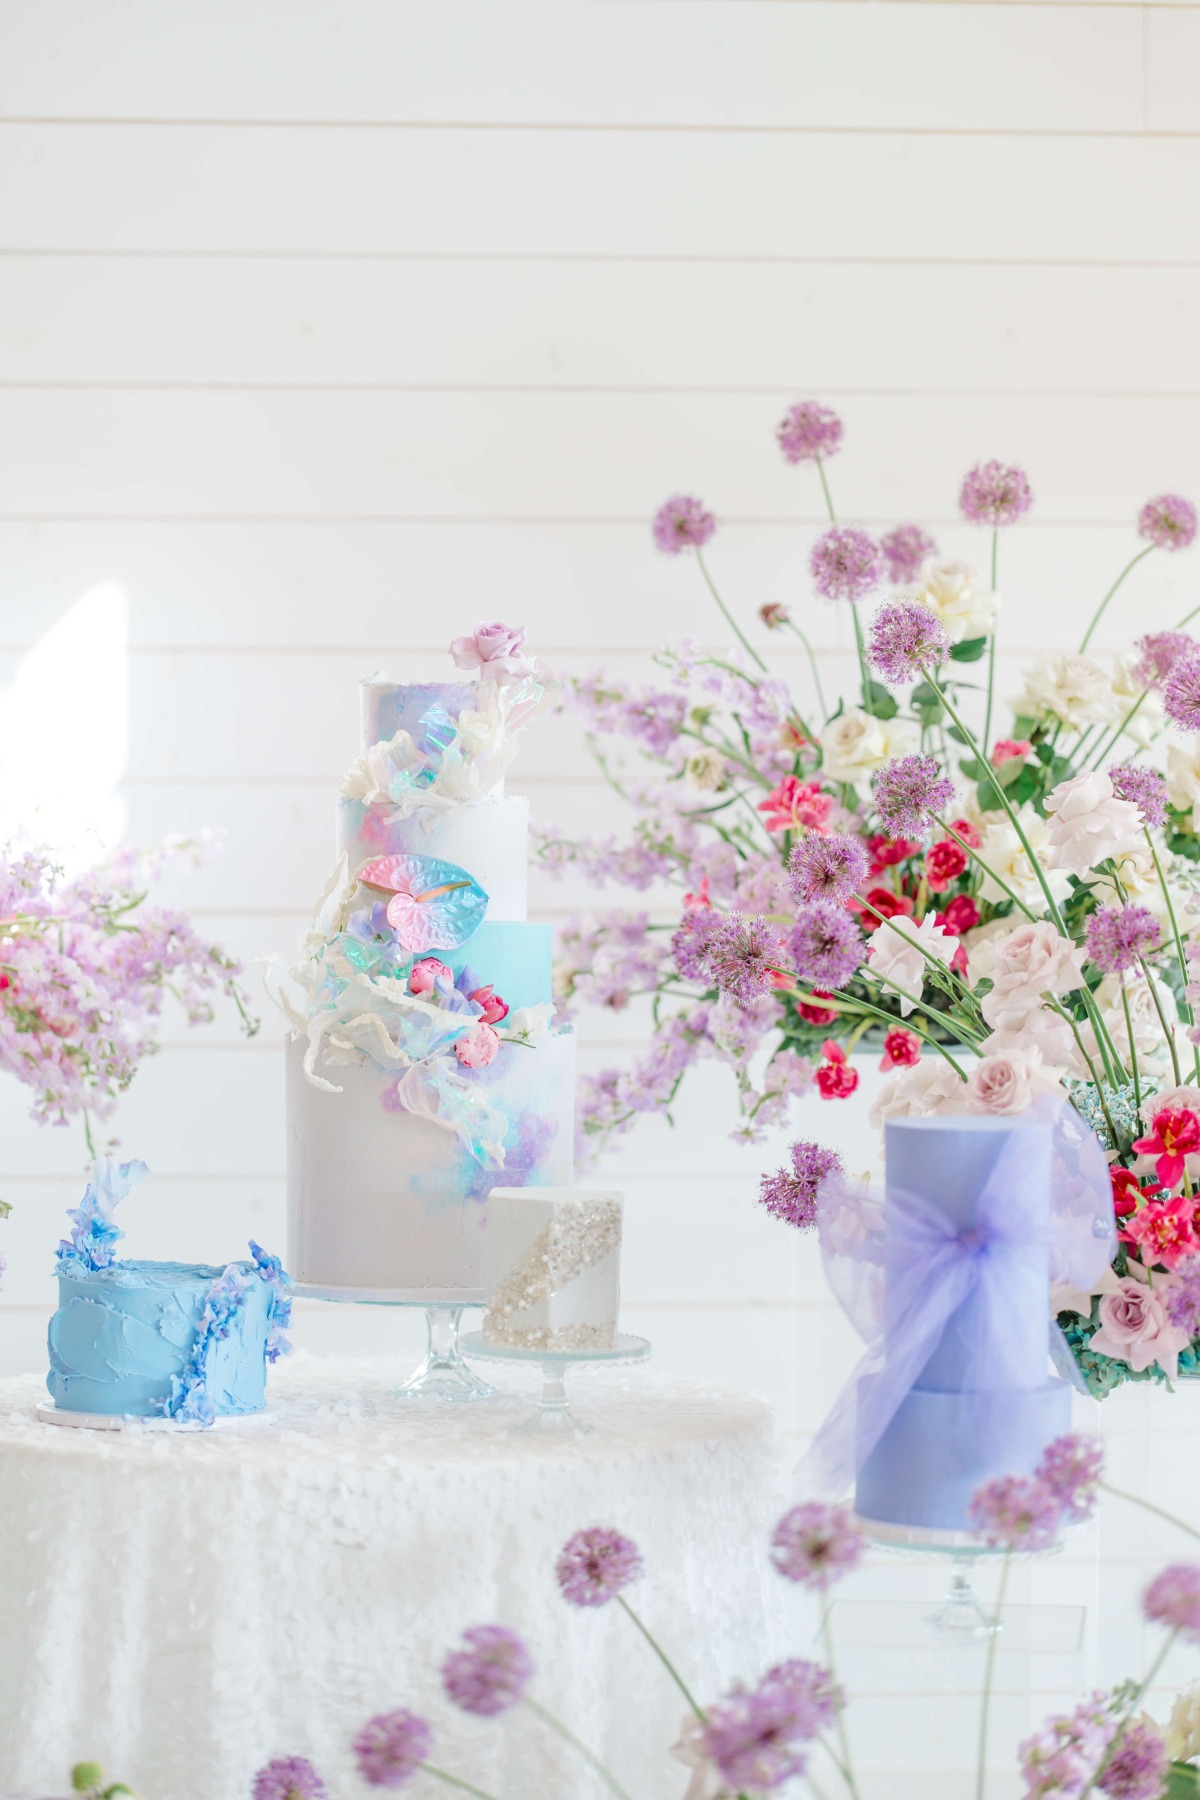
283, 627, 575, 1302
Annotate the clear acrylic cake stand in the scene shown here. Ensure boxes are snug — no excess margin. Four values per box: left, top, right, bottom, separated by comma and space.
858, 1515, 1063, 1638
459, 1331, 651, 1434
294, 1286, 497, 1403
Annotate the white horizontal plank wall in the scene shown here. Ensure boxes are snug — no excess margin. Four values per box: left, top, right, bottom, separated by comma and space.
2, 0, 1200, 1762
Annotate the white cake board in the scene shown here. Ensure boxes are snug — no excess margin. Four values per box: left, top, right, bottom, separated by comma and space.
36, 1400, 283, 1434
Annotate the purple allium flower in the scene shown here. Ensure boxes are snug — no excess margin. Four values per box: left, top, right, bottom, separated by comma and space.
1020, 1694, 1114, 1799
700, 1680, 811, 1790
1133, 629, 1197, 689
253, 1758, 327, 1800
353, 1710, 432, 1789
556, 1526, 643, 1606
672, 906, 726, 983
1138, 494, 1197, 553
1097, 1720, 1168, 1799
1107, 762, 1168, 830
968, 1474, 1061, 1550
870, 754, 955, 840
810, 525, 883, 605
959, 459, 1033, 528
777, 400, 843, 465
653, 495, 716, 555
1143, 1563, 1200, 1639
705, 914, 786, 1006
788, 832, 870, 905
1167, 1260, 1200, 1336
868, 598, 950, 687
760, 1140, 844, 1232
771, 1502, 864, 1590
880, 522, 937, 585
757, 1660, 840, 1737
1035, 1434, 1104, 1526
1085, 904, 1161, 976
788, 903, 864, 990
441, 1625, 533, 1717
1162, 649, 1200, 732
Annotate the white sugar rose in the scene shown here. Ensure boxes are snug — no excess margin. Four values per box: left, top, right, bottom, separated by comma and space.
869, 1057, 969, 1126
1044, 770, 1142, 876
819, 708, 916, 784
1016, 653, 1119, 730
866, 913, 956, 1016
968, 1044, 1060, 1115
977, 810, 1071, 911
1167, 740, 1200, 810
980, 921, 1084, 1032
910, 558, 996, 643
340, 729, 415, 804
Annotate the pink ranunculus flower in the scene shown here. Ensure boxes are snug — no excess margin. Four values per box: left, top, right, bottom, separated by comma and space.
469, 983, 510, 1025
408, 956, 452, 996
1090, 1274, 1192, 1377
967, 1045, 1059, 1116
449, 621, 531, 681
1043, 769, 1143, 876
454, 1021, 502, 1068
979, 921, 1085, 1033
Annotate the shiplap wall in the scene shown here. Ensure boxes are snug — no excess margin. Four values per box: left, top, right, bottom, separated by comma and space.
2, 5, 1200, 1755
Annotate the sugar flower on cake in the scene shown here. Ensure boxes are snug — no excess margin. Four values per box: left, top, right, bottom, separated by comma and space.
449, 619, 533, 682
865, 913, 955, 1016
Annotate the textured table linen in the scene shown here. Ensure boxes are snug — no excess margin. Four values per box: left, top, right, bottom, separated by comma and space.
0, 1355, 782, 1800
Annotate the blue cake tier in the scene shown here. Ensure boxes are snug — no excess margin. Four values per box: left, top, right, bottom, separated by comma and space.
856, 1381, 1073, 1532
47, 1259, 271, 1418
442, 921, 552, 1011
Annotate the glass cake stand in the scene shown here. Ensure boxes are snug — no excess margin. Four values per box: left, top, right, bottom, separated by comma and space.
294, 1285, 496, 1403
857, 1514, 1062, 1638
459, 1332, 651, 1434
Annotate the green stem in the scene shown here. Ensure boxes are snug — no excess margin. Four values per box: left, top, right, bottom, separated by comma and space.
1048, 999, 1123, 1149
1145, 826, 1200, 1085
420, 1765, 506, 1800
981, 528, 999, 761
523, 1698, 637, 1800
851, 605, 872, 711
1089, 692, 1149, 769
1138, 954, 1182, 1086
1080, 544, 1156, 651
820, 1602, 862, 1800
617, 1594, 705, 1723
695, 548, 767, 673
791, 985, 974, 1074
975, 1551, 1011, 1800
1100, 1481, 1200, 1545
816, 456, 838, 524
82, 1107, 96, 1159
1121, 977, 1141, 1109
785, 617, 831, 721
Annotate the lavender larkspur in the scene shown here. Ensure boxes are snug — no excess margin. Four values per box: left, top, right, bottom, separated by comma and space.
959, 459, 1033, 528
770, 1502, 864, 1590
870, 754, 955, 840
760, 1139, 843, 1232
1085, 905, 1161, 976
776, 399, 843, 465
1035, 1434, 1103, 1525
1107, 762, 1168, 830
788, 904, 864, 991
788, 833, 870, 906
353, 1709, 431, 1789
868, 597, 951, 687
810, 525, 883, 605
556, 1527, 643, 1606
968, 1474, 1060, 1550
653, 495, 716, 554
252, 1757, 327, 1800
881, 522, 937, 585
1138, 493, 1197, 552
441, 1624, 533, 1717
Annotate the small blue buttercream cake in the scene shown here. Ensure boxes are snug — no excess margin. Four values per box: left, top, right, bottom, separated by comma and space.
46, 1159, 292, 1425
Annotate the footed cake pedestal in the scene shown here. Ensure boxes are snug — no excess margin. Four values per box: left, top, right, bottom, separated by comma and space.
857, 1515, 1061, 1637
294, 1286, 495, 1403
459, 1331, 650, 1433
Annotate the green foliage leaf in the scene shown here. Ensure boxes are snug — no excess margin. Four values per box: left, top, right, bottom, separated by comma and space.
947, 724, 970, 745
1166, 1764, 1200, 1799
958, 757, 985, 780
1168, 829, 1200, 864
949, 636, 988, 663
976, 778, 1007, 814
860, 681, 898, 721
910, 680, 943, 726
0, 1198, 10, 1219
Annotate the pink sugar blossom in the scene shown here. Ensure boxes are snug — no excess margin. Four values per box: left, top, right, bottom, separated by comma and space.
449, 620, 531, 681
454, 1021, 501, 1068
408, 957, 451, 996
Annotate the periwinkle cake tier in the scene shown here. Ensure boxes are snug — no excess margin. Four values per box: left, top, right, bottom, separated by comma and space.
855, 1116, 1071, 1534
483, 1188, 623, 1350
48, 1259, 272, 1418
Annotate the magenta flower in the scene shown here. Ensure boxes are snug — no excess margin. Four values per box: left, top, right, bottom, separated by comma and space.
1085, 905, 1160, 976
810, 525, 883, 605
868, 598, 950, 687
1035, 1435, 1103, 1525
1107, 762, 1167, 830
1138, 494, 1197, 552
771, 1502, 864, 1590
653, 495, 716, 555
881, 522, 937, 585
441, 1625, 533, 1717
556, 1526, 643, 1606
760, 1141, 844, 1232
705, 915, 786, 1006
1143, 1563, 1200, 1639
788, 833, 870, 906
959, 459, 1033, 528
968, 1474, 1061, 1550
1097, 1720, 1168, 1799
353, 1710, 432, 1789
252, 1758, 327, 1800
777, 400, 843, 465
1162, 649, 1200, 731
1133, 629, 1197, 689
788, 903, 864, 990
871, 754, 955, 840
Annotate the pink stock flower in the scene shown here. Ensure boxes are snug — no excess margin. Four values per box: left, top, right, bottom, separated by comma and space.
449, 620, 531, 680
758, 777, 833, 835
1132, 1108, 1200, 1188
408, 957, 451, 996
454, 1021, 502, 1068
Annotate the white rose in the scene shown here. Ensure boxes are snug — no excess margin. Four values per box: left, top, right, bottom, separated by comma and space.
1110, 650, 1163, 748
968, 1044, 1061, 1116
1044, 770, 1142, 876
1016, 653, 1120, 730
340, 729, 415, 804
1167, 1684, 1200, 1761
977, 809, 1071, 911
980, 921, 1084, 1032
983, 1010, 1083, 1074
911, 558, 997, 643
1087, 971, 1179, 1066
869, 1057, 969, 1126
866, 912, 956, 1016
819, 708, 917, 785
1168, 740, 1200, 811
964, 918, 1018, 987
1092, 847, 1174, 921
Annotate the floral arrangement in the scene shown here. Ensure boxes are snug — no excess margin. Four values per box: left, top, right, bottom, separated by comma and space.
253, 1434, 1200, 1800
537, 401, 1200, 1397
0, 835, 257, 1150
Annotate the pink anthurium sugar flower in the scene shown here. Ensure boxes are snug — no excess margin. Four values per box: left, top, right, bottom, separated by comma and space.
1121, 1196, 1200, 1271
1132, 1108, 1200, 1189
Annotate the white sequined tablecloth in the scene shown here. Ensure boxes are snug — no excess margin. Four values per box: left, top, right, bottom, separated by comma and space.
0, 1355, 783, 1800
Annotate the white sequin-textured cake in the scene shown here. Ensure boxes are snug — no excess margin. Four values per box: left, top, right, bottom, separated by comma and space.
483, 1187, 623, 1351
280, 625, 575, 1302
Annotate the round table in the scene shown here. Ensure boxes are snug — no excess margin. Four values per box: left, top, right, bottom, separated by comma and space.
0, 1355, 783, 1800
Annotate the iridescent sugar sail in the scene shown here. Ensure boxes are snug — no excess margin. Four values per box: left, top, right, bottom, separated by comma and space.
274, 624, 576, 1303
483, 1188, 623, 1352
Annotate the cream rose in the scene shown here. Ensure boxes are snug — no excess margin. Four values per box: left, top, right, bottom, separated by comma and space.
1167, 1685, 1200, 1761
1168, 740, 1200, 811
1016, 653, 1119, 730
866, 913, 956, 1016
979, 921, 1084, 1032
819, 708, 916, 785
869, 1057, 969, 1127
1092, 846, 1175, 922
968, 1044, 1060, 1115
1110, 650, 1162, 748
977, 810, 1071, 911
909, 558, 997, 643
1044, 770, 1142, 876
